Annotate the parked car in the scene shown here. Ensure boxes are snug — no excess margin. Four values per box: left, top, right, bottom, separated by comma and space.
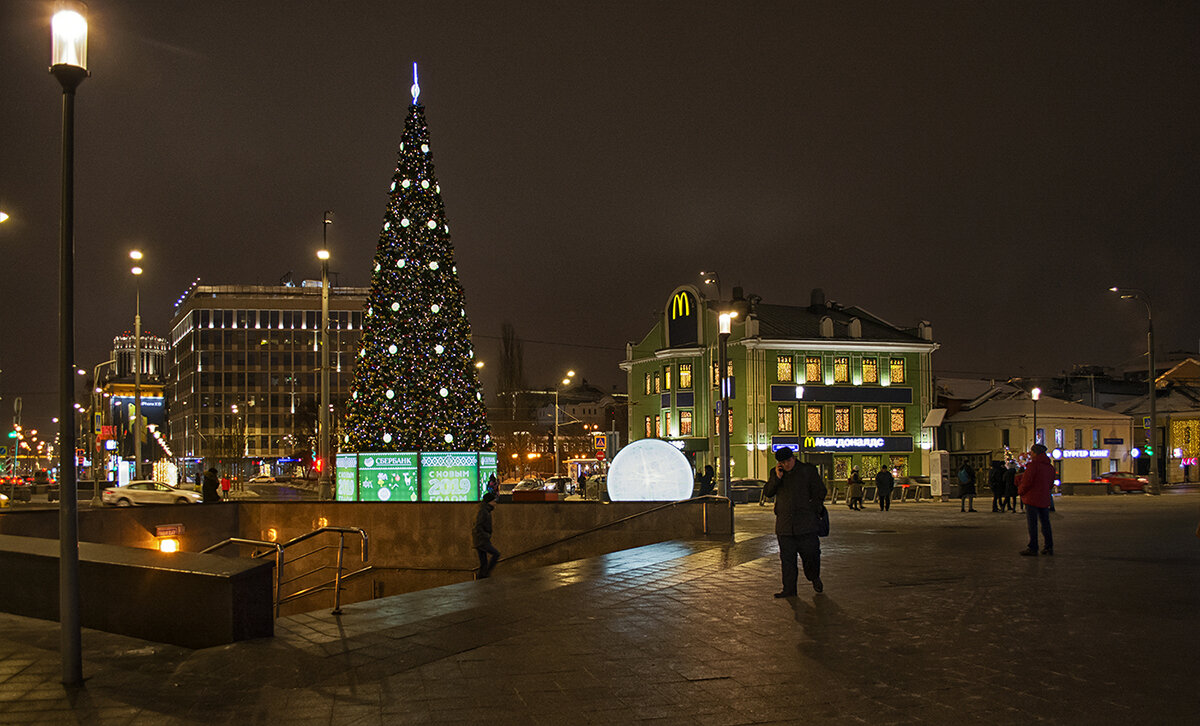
1091, 471, 1149, 494
729, 478, 767, 505
512, 478, 551, 493
545, 476, 575, 495
102, 480, 203, 506
0, 491, 9, 508
0, 476, 31, 502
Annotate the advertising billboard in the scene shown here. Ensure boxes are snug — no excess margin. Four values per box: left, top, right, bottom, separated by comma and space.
420, 452, 478, 502
357, 452, 420, 502
335, 453, 358, 501
479, 452, 498, 492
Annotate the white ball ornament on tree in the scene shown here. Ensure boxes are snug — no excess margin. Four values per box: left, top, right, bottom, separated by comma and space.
389, 344, 398, 354
434, 344, 444, 354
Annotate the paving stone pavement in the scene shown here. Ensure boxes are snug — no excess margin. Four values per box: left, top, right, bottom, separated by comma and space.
1, 493, 1198, 725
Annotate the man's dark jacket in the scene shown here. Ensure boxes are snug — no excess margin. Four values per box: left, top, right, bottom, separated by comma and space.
763, 461, 827, 535
874, 468, 895, 494
472, 501, 494, 548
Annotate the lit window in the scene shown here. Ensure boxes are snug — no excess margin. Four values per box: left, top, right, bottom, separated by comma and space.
653, 372, 661, 394
805, 356, 822, 383
664, 366, 672, 391
777, 406, 795, 433
654, 415, 661, 437
663, 411, 671, 437
644, 373, 652, 395
890, 407, 906, 433
889, 358, 905, 384
862, 406, 879, 433
890, 456, 908, 476
777, 356, 794, 383
679, 363, 692, 389
835, 406, 850, 433
680, 410, 693, 436
644, 416, 653, 438
806, 406, 823, 433
862, 358, 878, 384
833, 357, 849, 384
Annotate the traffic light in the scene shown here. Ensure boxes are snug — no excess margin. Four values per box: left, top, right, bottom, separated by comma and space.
314, 457, 324, 473
6, 431, 15, 439
1143, 445, 1154, 456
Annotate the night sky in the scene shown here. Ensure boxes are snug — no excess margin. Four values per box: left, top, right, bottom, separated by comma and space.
2, 1, 1197, 436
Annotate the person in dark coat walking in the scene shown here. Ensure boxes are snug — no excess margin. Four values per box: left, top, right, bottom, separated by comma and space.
763, 447, 827, 597
874, 466, 895, 511
201, 468, 221, 503
989, 461, 1006, 512
697, 465, 715, 497
473, 491, 500, 578
958, 462, 977, 512
1006, 461, 1022, 512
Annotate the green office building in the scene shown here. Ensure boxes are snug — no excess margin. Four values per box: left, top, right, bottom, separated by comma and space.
621, 286, 938, 485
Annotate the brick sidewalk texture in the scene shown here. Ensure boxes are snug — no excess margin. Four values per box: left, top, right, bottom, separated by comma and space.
1, 494, 1198, 725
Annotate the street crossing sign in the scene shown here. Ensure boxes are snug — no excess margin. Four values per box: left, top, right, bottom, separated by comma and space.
592, 433, 607, 453
0, 446, 6, 458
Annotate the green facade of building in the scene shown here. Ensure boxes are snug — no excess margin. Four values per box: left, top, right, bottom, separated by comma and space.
621, 286, 938, 485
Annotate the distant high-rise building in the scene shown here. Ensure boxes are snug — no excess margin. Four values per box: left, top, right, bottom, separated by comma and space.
166, 283, 369, 471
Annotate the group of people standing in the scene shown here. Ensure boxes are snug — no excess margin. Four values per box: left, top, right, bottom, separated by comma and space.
844, 466, 896, 511
958, 446, 1055, 556
957, 460, 1027, 514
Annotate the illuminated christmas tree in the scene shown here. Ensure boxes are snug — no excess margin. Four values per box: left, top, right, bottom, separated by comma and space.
344, 65, 490, 453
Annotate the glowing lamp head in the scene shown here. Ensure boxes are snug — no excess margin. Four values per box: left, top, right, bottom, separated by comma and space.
157, 538, 179, 553
718, 312, 732, 335
1031, 387, 1041, 401
51, 5, 88, 70
317, 249, 330, 261
130, 266, 143, 276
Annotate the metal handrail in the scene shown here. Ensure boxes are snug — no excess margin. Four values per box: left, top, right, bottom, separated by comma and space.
278, 564, 373, 606
499, 495, 730, 568
200, 526, 368, 616
200, 538, 285, 618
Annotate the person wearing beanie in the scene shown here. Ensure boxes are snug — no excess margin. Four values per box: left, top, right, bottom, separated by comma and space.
1018, 443, 1055, 556
763, 446, 828, 597
473, 491, 501, 577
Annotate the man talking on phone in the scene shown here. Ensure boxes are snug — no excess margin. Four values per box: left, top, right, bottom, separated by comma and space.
763, 446, 827, 597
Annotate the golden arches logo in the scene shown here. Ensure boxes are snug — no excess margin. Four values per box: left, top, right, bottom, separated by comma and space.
803, 436, 816, 449
670, 292, 692, 319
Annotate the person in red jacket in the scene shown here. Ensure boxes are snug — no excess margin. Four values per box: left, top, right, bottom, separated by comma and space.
1017, 443, 1055, 556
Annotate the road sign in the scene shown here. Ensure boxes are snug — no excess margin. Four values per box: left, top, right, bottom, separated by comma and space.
1143, 416, 1152, 429
0, 446, 6, 457
593, 433, 607, 453
596, 451, 606, 461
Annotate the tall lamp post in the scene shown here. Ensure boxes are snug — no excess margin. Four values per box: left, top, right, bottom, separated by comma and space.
50, 0, 88, 687
130, 251, 144, 479
89, 359, 115, 505
1110, 286, 1158, 493
553, 370, 575, 476
317, 213, 332, 500
1031, 387, 1041, 447
718, 312, 733, 498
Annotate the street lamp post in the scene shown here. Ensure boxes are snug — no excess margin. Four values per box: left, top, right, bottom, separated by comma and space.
553, 371, 575, 476
1031, 387, 1041, 447
317, 213, 332, 499
50, 0, 88, 687
1110, 286, 1158, 493
130, 251, 143, 479
718, 313, 732, 498
89, 359, 115, 506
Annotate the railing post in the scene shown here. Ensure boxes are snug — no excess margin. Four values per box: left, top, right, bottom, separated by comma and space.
332, 531, 346, 615
274, 547, 284, 619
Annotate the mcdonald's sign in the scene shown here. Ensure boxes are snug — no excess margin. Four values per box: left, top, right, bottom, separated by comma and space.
666, 288, 699, 348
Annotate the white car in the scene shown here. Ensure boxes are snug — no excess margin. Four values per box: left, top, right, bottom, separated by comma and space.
102, 480, 202, 507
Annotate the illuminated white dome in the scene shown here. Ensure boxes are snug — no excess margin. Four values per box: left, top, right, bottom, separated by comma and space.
607, 439, 694, 501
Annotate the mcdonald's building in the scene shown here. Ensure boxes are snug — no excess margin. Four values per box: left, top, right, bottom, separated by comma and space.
621, 285, 938, 485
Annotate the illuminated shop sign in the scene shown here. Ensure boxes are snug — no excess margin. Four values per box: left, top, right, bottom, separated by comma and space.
1050, 448, 1110, 460
771, 435, 913, 453
666, 288, 699, 348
